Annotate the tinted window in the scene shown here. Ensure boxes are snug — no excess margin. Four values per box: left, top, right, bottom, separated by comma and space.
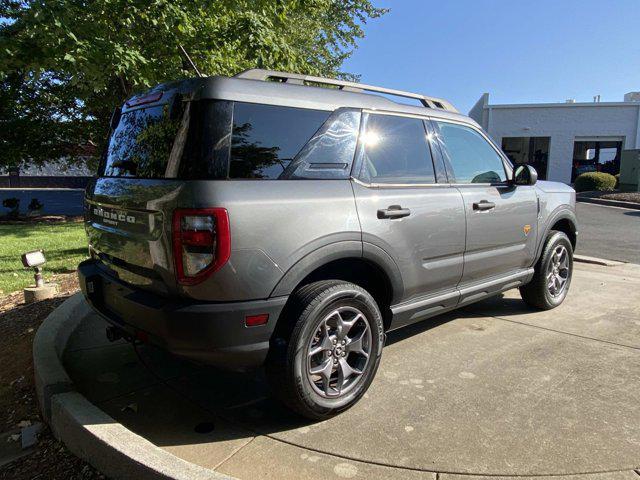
103, 105, 184, 178
360, 114, 435, 184
179, 100, 233, 180
230, 103, 331, 179
435, 122, 507, 184
282, 109, 360, 180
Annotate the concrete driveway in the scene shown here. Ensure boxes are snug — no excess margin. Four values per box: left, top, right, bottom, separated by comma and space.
62, 262, 640, 479
576, 202, 640, 263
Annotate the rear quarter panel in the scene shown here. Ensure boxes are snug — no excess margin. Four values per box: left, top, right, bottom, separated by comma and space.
182, 180, 361, 301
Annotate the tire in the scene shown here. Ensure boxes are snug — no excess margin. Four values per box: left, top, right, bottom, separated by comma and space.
266, 280, 385, 420
519, 230, 573, 310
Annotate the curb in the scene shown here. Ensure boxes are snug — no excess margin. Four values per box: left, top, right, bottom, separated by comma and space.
576, 197, 640, 210
34, 293, 235, 480
33, 293, 86, 422
573, 254, 625, 267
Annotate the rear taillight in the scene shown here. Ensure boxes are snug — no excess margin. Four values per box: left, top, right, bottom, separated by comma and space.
172, 208, 230, 285
125, 91, 163, 108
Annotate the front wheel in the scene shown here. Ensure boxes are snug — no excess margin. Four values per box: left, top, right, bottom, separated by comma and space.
266, 280, 384, 420
520, 230, 573, 310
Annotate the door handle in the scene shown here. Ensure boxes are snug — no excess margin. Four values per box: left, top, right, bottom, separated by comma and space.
377, 205, 411, 219
473, 200, 496, 211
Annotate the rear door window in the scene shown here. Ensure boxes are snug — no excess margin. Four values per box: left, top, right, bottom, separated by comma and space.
434, 121, 507, 184
230, 103, 331, 179
359, 113, 436, 184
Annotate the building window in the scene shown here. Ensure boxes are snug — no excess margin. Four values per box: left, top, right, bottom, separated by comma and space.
501, 137, 549, 181
571, 140, 622, 181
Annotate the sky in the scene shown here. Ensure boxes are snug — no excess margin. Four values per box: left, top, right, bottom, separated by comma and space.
343, 0, 640, 114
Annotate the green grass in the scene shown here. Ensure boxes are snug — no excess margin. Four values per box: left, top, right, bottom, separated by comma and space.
0, 221, 87, 295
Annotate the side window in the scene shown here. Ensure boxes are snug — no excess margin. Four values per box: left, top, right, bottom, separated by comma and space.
360, 114, 436, 184
230, 103, 331, 179
434, 122, 507, 184
281, 109, 360, 180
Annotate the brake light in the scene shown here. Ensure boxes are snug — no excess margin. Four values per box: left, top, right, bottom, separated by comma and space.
172, 208, 230, 285
125, 91, 163, 108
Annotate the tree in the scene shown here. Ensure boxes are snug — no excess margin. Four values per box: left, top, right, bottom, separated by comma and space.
0, 0, 386, 169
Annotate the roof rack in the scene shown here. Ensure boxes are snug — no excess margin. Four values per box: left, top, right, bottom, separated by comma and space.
235, 69, 458, 113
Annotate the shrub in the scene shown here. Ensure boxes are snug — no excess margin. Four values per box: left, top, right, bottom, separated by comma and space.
574, 172, 617, 192
28, 198, 44, 211
2, 197, 20, 218
614, 173, 620, 189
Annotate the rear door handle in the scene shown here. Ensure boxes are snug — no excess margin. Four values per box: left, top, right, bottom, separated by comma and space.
377, 205, 411, 219
473, 200, 495, 211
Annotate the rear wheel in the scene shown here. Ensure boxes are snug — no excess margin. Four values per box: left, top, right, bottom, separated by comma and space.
520, 230, 573, 310
266, 280, 384, 420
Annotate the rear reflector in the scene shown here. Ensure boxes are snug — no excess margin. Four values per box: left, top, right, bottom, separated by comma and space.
245, 314, 269, 327
172, 208, 230, 285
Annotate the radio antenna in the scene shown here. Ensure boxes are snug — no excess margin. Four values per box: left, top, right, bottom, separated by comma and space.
178, 45, 203, 78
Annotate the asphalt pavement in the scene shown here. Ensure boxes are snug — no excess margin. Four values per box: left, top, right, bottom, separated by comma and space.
575, 202, 640, 263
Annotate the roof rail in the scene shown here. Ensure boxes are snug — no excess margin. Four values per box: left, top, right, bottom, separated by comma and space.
234, 69, 458, 113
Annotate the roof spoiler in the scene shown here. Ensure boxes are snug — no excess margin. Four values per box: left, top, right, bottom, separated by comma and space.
235, 69, 458, 113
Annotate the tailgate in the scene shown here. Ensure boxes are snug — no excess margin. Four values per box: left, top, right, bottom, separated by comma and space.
85, 178, 184, 294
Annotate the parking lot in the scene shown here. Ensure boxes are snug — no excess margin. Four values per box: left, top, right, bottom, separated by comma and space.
576, 203, 640, 263
59, 261, 640, 479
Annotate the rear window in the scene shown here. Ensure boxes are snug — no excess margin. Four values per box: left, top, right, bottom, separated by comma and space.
103, 105, 183, 178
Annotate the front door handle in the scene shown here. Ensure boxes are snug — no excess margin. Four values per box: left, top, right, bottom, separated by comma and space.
377, 205, 411, 219
473, 200, 496, 211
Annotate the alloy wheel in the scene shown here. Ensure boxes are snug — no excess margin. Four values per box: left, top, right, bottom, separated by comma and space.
306, 306, 372, 398
547, 245, 570, 297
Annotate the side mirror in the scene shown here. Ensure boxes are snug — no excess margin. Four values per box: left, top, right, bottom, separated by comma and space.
513, 164, 538, 186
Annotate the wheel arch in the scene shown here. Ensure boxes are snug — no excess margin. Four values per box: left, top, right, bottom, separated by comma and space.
270, 241, 403, 332
536, 208, 578, 261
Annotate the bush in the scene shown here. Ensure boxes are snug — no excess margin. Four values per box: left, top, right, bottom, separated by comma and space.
28, 198, 44, 211
2, 197, 20, 218
574, 172, 617, 192
615, 174, 620, 189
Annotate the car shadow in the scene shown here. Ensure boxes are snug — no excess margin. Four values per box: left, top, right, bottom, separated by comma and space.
73, 292, 539, 451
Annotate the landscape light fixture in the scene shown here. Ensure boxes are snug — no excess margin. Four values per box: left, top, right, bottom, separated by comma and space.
21, 250, 46, 288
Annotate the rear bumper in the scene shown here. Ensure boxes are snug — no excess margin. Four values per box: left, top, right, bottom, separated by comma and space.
77, 260, 287, 371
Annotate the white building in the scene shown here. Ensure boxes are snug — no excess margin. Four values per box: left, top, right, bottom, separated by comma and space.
469, 92, 640, 184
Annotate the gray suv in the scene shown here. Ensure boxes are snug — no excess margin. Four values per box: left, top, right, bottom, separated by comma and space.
78, 69, 577, 419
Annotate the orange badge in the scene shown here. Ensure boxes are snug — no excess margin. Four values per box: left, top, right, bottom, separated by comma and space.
523, 224, 532, 236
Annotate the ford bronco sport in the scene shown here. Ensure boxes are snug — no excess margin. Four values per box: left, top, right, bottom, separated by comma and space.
79, 69, 577, 419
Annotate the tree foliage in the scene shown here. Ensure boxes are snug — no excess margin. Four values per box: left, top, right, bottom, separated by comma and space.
0, 0, 386, 168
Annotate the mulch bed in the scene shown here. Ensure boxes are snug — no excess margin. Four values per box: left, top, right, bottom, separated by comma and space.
600, 192, 640, 204
0, 273, 105, 479
577, 190, 640, 204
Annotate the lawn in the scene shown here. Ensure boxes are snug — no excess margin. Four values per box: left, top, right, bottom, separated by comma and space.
0, 221, 87, 295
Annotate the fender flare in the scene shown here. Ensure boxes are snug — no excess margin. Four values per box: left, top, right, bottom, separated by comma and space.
269, 240, 404, 303
535, 207, 578, 261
